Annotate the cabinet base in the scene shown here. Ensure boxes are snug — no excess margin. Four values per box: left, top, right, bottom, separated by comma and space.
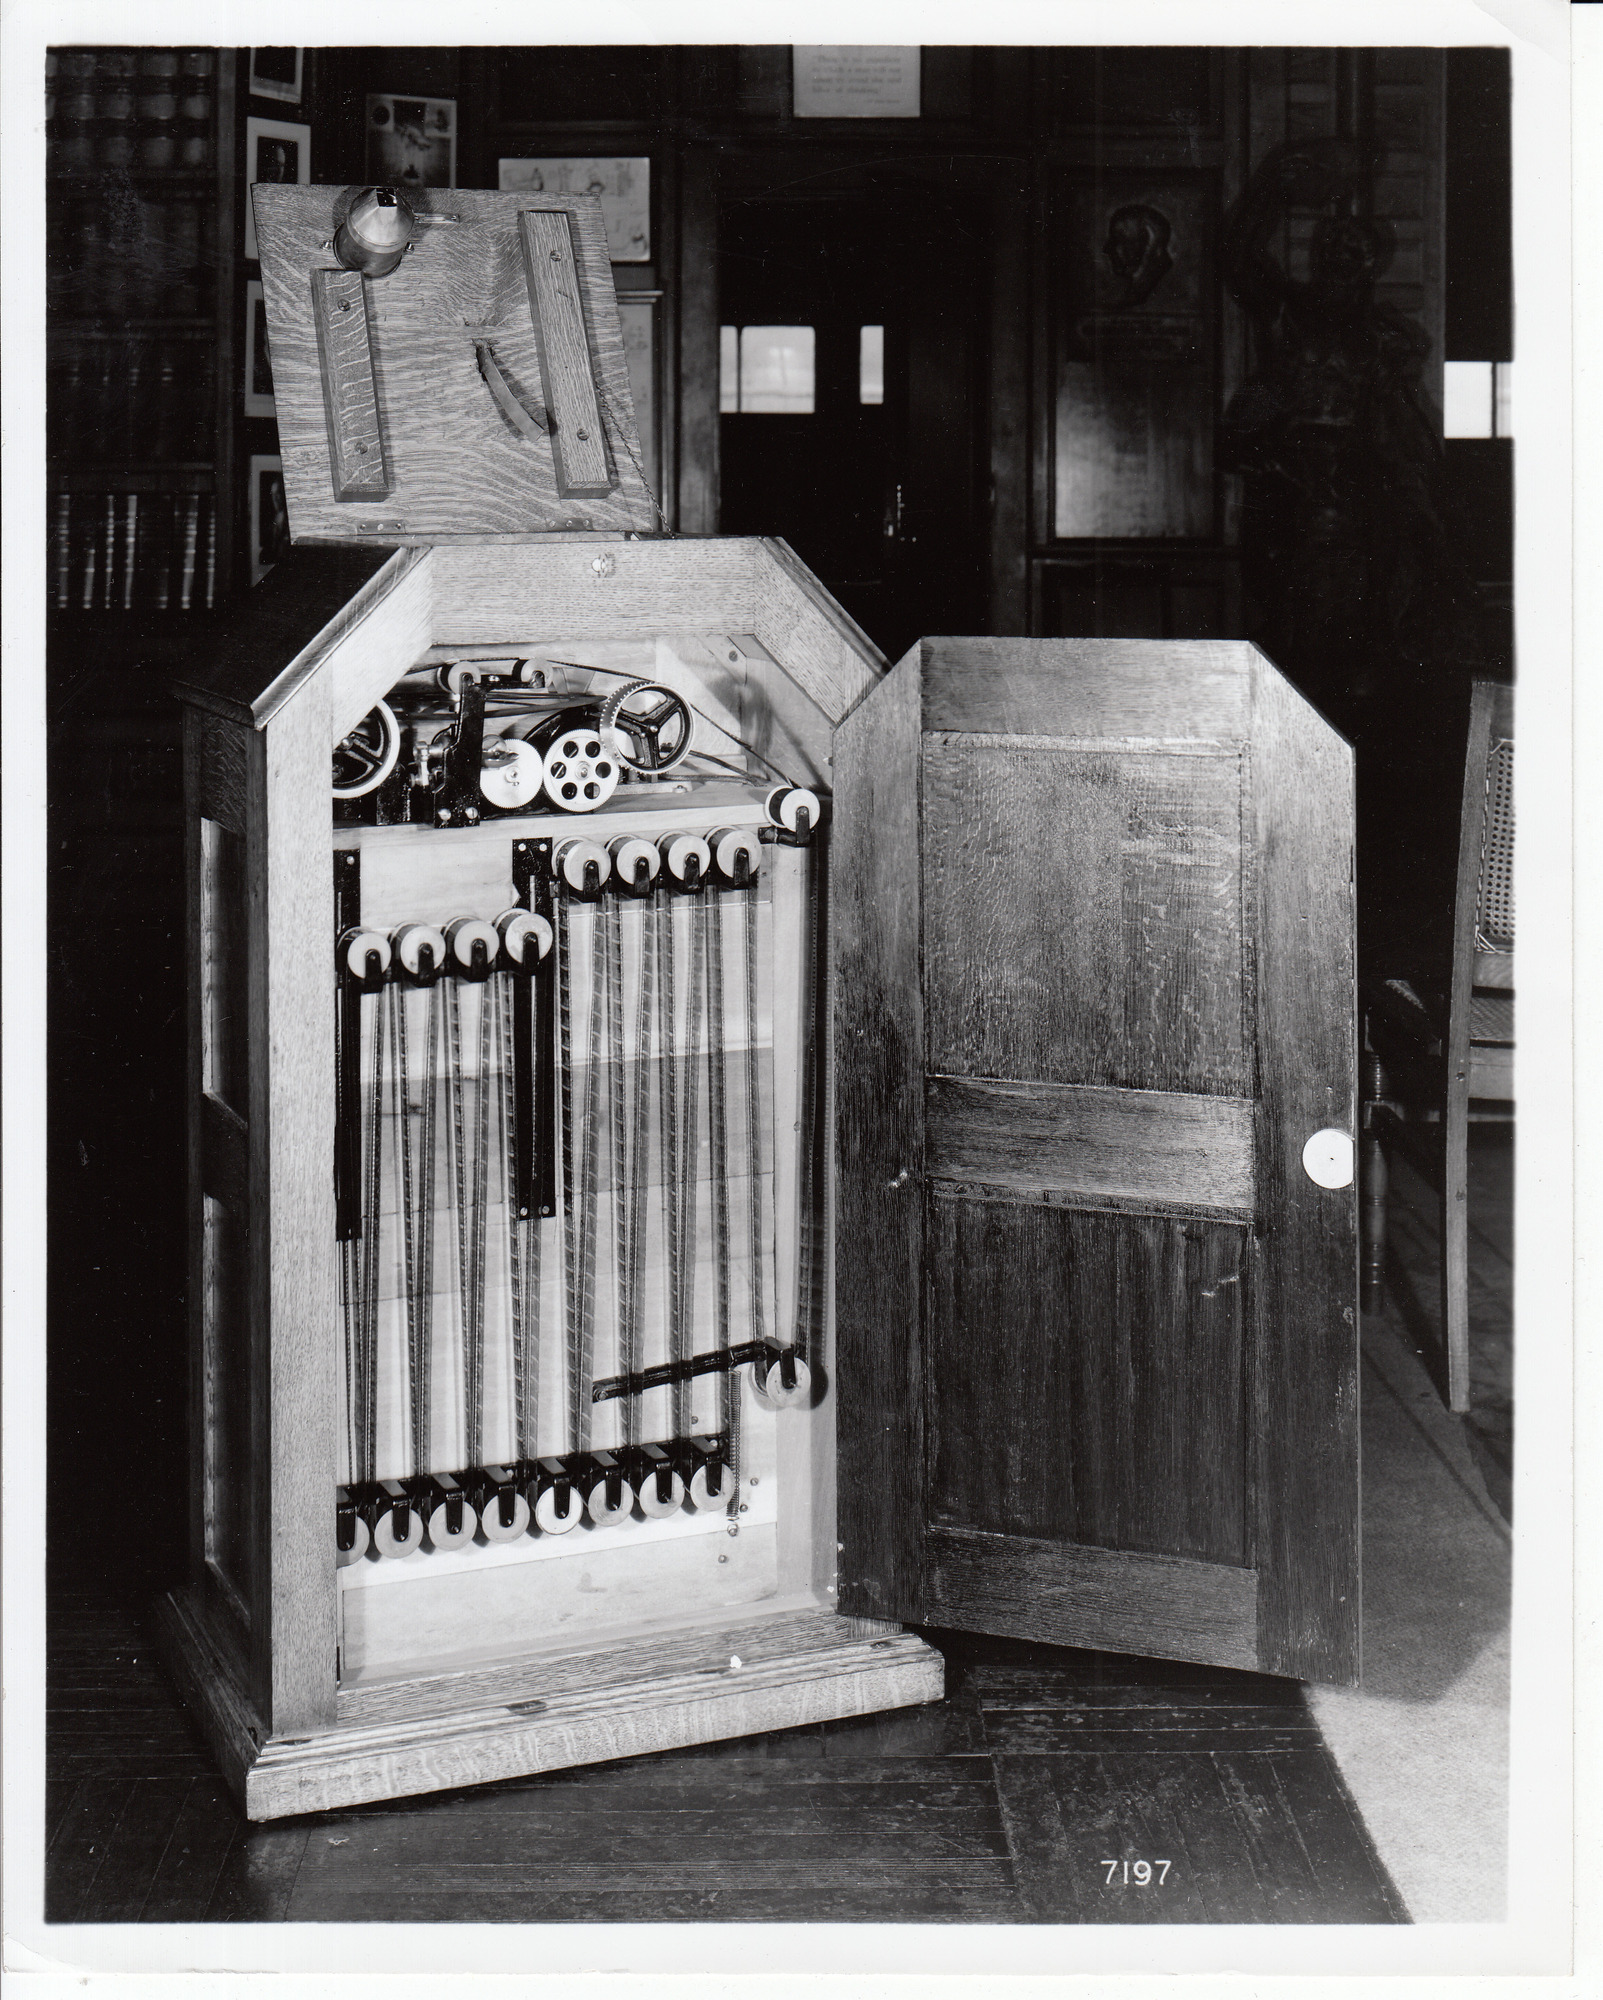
155, 1586, 945, 1821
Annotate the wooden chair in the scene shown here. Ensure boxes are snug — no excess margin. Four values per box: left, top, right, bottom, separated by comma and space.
1360, 679, 1514, 1411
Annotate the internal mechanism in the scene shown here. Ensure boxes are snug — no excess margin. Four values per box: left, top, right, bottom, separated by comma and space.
333, 808, 821, 1565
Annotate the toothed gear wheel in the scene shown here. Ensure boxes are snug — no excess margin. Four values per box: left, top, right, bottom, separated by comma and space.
598, 678, 694, 775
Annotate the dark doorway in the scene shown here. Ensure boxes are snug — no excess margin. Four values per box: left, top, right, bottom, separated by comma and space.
718, 184, 988, 660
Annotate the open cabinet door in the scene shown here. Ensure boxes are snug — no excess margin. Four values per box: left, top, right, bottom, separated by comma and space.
833, 640, 1358, 1683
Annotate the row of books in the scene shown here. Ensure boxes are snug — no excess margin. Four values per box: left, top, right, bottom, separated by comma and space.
50, 490, 218, 612
48, 194, 209, 321
49, 340, 216, 464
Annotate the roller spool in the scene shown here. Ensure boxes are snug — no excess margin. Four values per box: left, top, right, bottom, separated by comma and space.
339, 926, 392, 986
445, 916, 500, 980
658, 831, 711, 891
598, 678, 695, 775
496, 908, 553, 968
752, 1348, 812, 1410
371, 1479, 426, 1558
532, 1458, 584, 1535
581, 1450, 636, 1527
539, 717, 621, 813
710, 827, 762, 887
478, 734, 545, 812
391, 921, 447, 984
478, 1464, 532, 1543
422, 1474, 478, 1551
335, 1487, 370, 1566
332, 699, 401, 799
554, 837, 611, 898
609, 835, 661, 898
688, 1455, 736, 1512
634, 1444, 686, 1519
765, 786, 822, 837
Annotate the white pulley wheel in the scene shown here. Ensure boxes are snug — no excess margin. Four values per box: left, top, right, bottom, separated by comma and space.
658, 831, 711, 887
765, 786, 821, 835
710, 827, 762, 884
583, 1467, 636, 1527
495, 908, 553, 967
598, 678, 695, 774
392, 922, 447, 980
371, 1498, 425, 1559
335, 1511, 371, 1567
636, 1465, 686, 1519
554, 837, 612, 895
541, 724, 621, 812
479, 734, 545, 811
1302, 1127, 1356, 1190
424, 1493, 478, 1551
753, 1352, 812, 1410
445, 916, 500, 975
609, 835, 661, 890
533, 1483, 584, 1535
333, 699, 401, 799
340, 927, 392, 982
479, 1483, 532, 1543
689, 1462, 737, 1512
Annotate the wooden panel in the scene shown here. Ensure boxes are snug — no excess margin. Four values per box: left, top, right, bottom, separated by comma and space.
926, 1076, 1255, 1216
172, 544, 407, 725
199, 1092, 248, 1217
918, 636, 1250, 741
184, 708, 209, 1591
310, 268, 387, 501
922, 739, 1248, 1094
1247, 651, 1358, 1682
245, 689, 340, 1732
428, 536, 756, 643
749, 538, 885, 722
923, 1528, 1257, 1671
325, 548, 435, 747
832, 653, 926, 1625
197, 713, 249, 834
518, 210, 613, 497
254, 186, 653, 541
927, 1199, 1248, 1566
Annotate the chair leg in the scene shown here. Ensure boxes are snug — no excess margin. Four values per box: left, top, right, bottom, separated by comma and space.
1441, 1084, 1471, 1412
1360, 1041, 1389, 1313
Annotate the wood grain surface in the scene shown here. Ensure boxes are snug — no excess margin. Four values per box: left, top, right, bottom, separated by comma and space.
922, 1528, 1258, 1670
518, 210, 612, 496
926, 1199, 1248, 1566
310, 268, 388, 500
324, 547, 435, 746
253, 187, 653, 541
832, 652, 926, 1627
921, 737, 1248, 1094
917, 636, 1250, 741
926, 1075, 1255, 1215
1246, 651, 1359, 1682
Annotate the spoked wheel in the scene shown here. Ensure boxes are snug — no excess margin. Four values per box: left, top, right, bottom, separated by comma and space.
332, 699, 401, 798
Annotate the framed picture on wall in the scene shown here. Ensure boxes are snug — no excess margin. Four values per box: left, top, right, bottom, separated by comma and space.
249, 453, 291, 586
243, 280, 275, 420
244, 118, 310, 262
367, 95, 457, 190
248, 48, 303, 106
498, 157, 651, 260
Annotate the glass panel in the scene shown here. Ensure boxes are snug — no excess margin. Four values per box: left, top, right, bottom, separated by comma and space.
859, 324, 884, 405
719, 324, 740, 413
738, 325, 815, 414
1443, 361, 1494, 438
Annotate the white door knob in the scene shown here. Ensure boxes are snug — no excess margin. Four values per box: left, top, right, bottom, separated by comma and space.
1302, 1127, 1355, 1190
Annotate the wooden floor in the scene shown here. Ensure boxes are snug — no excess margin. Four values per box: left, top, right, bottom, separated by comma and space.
45, 1605, 1405, 1926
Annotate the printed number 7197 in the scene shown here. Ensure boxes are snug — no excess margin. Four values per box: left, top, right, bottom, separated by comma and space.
1102, 1859, 1171, 1886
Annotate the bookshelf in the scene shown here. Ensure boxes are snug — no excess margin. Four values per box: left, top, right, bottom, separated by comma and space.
46, 46, 237, 615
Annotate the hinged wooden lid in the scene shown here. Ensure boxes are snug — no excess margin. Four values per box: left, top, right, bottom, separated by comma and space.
253, 185, 657, 546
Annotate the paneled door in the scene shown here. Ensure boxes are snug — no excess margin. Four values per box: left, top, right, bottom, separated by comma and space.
833, 638, 1359, 1683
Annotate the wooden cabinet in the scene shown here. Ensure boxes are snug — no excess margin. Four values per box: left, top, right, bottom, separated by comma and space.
159, 183, 1357, 1820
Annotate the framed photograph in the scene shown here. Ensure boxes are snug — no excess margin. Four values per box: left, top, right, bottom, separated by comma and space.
499, 156, 651, 260
367, 94, 456, 190
244, 117, 310, 262
243, 280, 275, 420
248, 47, 302, 106
248, 453, 291, 586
